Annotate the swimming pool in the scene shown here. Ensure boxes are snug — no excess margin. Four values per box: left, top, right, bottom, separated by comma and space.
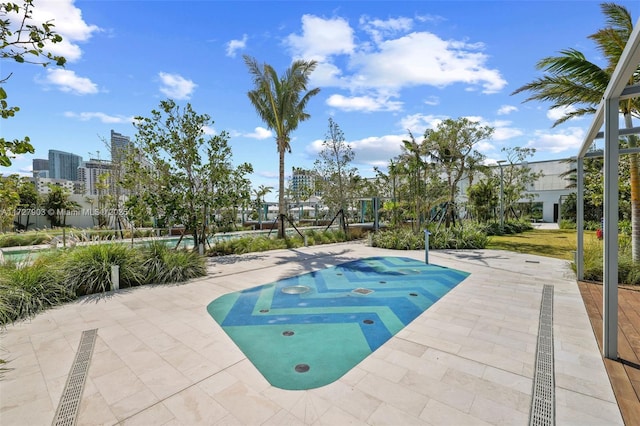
207, 256, 469, 390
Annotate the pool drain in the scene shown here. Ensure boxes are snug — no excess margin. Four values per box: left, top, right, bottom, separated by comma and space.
363, 319, 374, 324
409, 292, 418, 297
282, 285, 311, 294
282, 330, 295, 336
259, 309, 269, 313
295, 364, 310, 373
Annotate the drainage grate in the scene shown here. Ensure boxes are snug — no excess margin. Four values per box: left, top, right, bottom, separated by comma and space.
529, 285, 554, 426
52, 329, 97, 426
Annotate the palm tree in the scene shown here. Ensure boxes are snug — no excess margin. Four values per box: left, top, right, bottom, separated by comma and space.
252, 184, 273, 229
512, 2, 640, 260
244, 56, 320, 238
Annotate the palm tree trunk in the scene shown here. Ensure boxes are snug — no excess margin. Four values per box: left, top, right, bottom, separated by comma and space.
624, 113, 640, 262
278, 148, 286, 239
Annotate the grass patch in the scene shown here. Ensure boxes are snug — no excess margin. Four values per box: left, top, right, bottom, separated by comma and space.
486, 229, 596, 260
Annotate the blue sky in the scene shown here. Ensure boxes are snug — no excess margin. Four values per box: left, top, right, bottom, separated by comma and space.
3, 0, 639, 200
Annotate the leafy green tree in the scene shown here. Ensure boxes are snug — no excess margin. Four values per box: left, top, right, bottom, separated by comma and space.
16, 174, 38, 229
126, 99, 253, 248
314, 118, 359, 233
252, 184, 273, 226
422, 118, 492, 227
500, 147, 544, 220
1, 0, 66, 166
512, 3, 640, 259
244, 55, 320, 238
0, 174, 20, 230
42, 184, 80, 227
467, 172, 499, 222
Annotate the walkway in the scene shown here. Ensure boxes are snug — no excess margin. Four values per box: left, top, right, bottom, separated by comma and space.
578, 281, 640, 424
0, 242, 622, 425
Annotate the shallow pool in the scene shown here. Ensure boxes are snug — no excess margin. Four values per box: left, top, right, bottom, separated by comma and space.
207, 256, 470, 390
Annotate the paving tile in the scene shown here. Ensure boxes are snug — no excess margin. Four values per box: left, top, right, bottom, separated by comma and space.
261, 408, 306, 426
356, 373, 429, 417
420, 399, 492, 425
120, 402, 176, 425
163, 385, 229, 424
207, 381, 281, 424
91, 365, 150, 406
311, 380, 382, 421
368, 402, 431, 425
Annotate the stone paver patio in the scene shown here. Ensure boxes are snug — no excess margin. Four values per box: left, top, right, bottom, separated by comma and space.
0, 241, 623, 425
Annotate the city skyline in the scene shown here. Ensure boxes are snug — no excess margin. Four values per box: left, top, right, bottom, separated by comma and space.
3, 1, 639, 202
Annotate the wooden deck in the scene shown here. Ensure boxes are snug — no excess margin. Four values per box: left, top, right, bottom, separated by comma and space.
578, 281, 640, 425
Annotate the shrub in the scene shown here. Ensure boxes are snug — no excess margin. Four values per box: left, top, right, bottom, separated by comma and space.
0, 253, 74, 325
429, 224, 489, 249
371, 228, 425, 250
141, 241, 207, 284
62, 244, 146, 295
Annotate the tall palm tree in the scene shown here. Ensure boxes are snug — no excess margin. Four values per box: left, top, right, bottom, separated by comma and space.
244, 56, 320, 238
512, 2, 640, 260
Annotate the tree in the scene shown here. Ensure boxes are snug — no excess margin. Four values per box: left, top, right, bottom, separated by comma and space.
314, 118, 358, 233
244, 55, 320, 238
422, 118, 492, 227
500, 147, 544, 220
0, 174, 20, 231
512, 3, 640, 259
252, 184, 272, 228
1, 0, 66, 166
15, 174, 38, 229
467, 172, 499, 222
125, 99, 253, 248
42, 184, 80, 227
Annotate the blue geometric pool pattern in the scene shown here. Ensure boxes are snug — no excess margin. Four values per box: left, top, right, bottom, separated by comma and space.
207, 256, 469, 390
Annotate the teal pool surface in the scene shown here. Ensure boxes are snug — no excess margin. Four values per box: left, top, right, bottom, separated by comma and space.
207, 256, 470, 390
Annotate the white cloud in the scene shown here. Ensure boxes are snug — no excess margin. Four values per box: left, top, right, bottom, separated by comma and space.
424, 96, 439, 106
158, 72, 196, 100
226, 34, 248, 57
307, 134, 405, 167
527, 127, 584, 153
45, 69, 98, 94
244, 127, 272, 139
64, 111, 132, 123
359, 16, 413, 44
347, 32, 506, 94
203, 126, 217, 135
398, 113, 446, 135
285, 15, 355, 61
547, 105, 577, 122
497, 105, 518, 115
17, 0, 101, 62
483, 119, 523, 141
326, 94, 402, 112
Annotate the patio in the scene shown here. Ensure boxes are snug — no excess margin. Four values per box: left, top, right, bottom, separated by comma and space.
0, 242, 623, 425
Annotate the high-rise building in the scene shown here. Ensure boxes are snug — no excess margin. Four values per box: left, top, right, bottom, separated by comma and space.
77, 160, 114, 195
110, 129, 132, 163
290, 167, 322, 199
48, 150, 82, 181
32, 158, 49, 177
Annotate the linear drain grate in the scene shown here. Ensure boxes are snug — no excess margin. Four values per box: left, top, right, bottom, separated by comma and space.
529, 285, 554, 426
52, 329, 97, 426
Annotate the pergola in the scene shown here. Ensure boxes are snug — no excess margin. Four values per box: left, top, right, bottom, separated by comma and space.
575, 18, 640, 360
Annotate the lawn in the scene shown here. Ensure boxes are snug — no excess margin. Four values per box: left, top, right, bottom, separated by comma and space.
487, 229, 598, 261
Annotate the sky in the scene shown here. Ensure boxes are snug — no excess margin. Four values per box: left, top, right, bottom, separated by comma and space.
3, 0, 639, 201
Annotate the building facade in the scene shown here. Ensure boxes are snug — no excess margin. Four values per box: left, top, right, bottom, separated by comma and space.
77, 160, 115, 195
110, 129, 133, 163
48, 149, 82, 181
